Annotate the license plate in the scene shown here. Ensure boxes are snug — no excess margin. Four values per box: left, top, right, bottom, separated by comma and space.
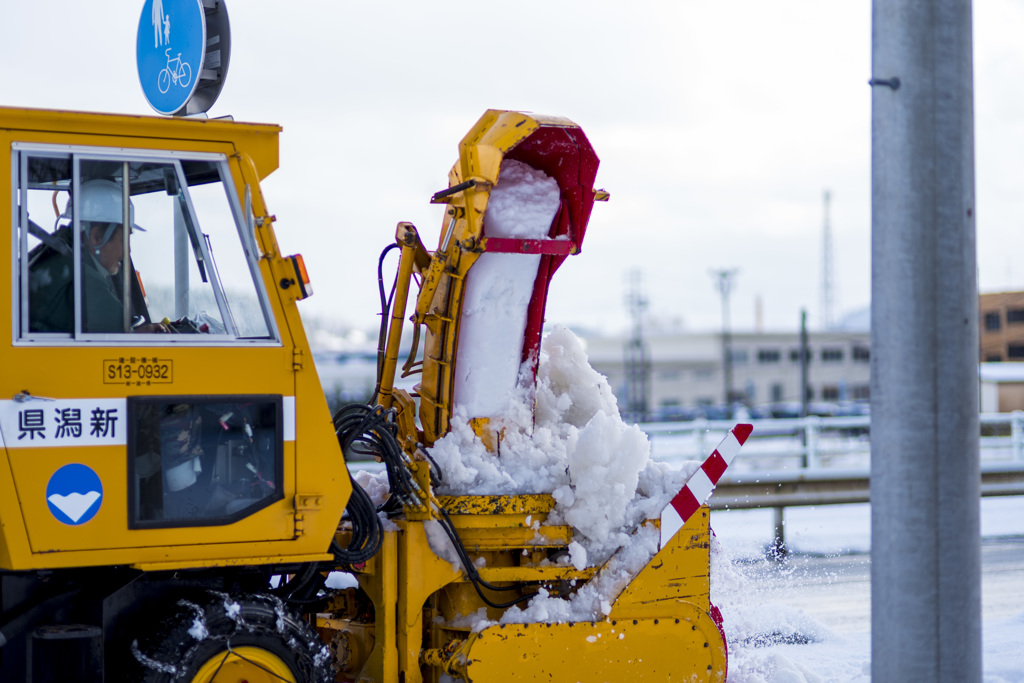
103, 357, 174, 385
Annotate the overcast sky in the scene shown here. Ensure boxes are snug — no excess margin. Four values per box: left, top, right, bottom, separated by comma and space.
2, 1, 1022, 335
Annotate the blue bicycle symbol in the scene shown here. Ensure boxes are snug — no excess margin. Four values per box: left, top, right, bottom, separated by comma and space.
157, 48, 192, 94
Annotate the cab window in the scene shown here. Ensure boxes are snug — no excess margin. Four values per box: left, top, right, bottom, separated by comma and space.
14, 147, 276, 342
128, 395, 283, 528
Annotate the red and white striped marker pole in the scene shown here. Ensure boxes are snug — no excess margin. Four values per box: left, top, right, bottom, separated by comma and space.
660, 423, 753, 547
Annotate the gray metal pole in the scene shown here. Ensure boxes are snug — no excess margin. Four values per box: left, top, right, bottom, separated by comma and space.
711, 269, 737, 417
800, 309, 809, 418
871, 1, 980, 681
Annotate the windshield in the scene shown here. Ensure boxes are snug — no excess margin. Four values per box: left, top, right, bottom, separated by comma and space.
17, 148, 275, 342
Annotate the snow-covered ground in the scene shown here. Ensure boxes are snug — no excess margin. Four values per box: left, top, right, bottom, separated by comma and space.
710, 498, 1024, 682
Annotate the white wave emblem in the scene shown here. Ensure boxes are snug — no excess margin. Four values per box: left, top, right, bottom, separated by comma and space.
48, 491, 101, 523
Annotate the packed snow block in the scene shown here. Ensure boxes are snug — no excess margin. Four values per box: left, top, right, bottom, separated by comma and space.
454, 160, 558, 420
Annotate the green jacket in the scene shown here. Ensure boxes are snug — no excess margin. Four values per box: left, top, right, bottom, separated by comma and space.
29, 235, 125, 333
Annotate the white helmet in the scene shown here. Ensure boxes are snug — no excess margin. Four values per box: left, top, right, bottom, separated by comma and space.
63, 180, 145, 242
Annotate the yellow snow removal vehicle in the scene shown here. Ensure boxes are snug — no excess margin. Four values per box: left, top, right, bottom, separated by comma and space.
0, 106, 731, 682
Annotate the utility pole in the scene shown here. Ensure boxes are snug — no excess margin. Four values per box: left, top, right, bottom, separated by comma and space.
871, 1, 980, 680
821, 189, 835, 330
710, 269, 738, 417
623, 269, 649, 423
800, 309, 810, 419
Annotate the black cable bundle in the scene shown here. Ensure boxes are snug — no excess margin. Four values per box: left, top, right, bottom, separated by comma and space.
334, 404, 417, 507
272, 562, 330, 610
372, 243, 400, 401
330, 404, 538, 608
330, 403, 415, 565
329, 472, 382, 566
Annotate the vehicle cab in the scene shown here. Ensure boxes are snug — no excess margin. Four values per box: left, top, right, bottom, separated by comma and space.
0, 107, 348, 572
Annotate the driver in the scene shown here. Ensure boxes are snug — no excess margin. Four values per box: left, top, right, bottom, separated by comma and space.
29, 179, 167, 333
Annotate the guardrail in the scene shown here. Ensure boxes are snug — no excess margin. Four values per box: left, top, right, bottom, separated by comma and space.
640, 412, 1024, 552
640, 411, 1024, 468
708, 464, 1024, 511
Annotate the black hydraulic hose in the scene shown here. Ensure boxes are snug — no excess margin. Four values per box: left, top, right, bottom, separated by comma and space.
335, 404, 417, 508
272, 561, 319, 601
279, 568, 329, 609
331, 403, 421, 565
432, 507, 536, 609
331, 472, 382, 565
331, 402, 535, 608
372, 244, 400, 401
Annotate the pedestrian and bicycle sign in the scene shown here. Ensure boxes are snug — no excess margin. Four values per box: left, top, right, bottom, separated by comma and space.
136, 0, 231, 116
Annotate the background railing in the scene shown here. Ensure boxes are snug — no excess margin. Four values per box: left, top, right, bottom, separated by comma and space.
641, 411, 1024, 468
641, 412, 1024, 552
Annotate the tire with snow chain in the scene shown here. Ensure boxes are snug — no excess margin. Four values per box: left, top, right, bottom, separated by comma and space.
129, 591, 335, 683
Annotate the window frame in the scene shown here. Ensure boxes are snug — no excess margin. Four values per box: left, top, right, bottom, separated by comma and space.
12, 143, 279, 346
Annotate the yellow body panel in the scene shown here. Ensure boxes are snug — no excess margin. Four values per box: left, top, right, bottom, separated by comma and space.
0, 106, 349, 571
612, 509, 713, 619
0, 107, 281, 180
459, 607, 726, 682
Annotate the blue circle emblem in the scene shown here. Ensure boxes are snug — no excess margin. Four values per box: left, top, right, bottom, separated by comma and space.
46, 464, 103, 526
136, 0, 206, 115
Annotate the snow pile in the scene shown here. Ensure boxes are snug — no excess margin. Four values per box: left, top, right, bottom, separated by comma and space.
452, 159, 561, 418
348, 327, 694, 627
419, 324, 711, 627
352, 469, 392, 506
431, 325, 699, 567
434, 159, 700, 574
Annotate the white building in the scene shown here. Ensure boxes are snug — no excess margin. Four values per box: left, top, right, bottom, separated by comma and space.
581, 330, 872, 418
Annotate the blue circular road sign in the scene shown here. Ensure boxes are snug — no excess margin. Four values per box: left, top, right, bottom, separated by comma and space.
46, 463, 104, 526
137, 0, 206, 116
